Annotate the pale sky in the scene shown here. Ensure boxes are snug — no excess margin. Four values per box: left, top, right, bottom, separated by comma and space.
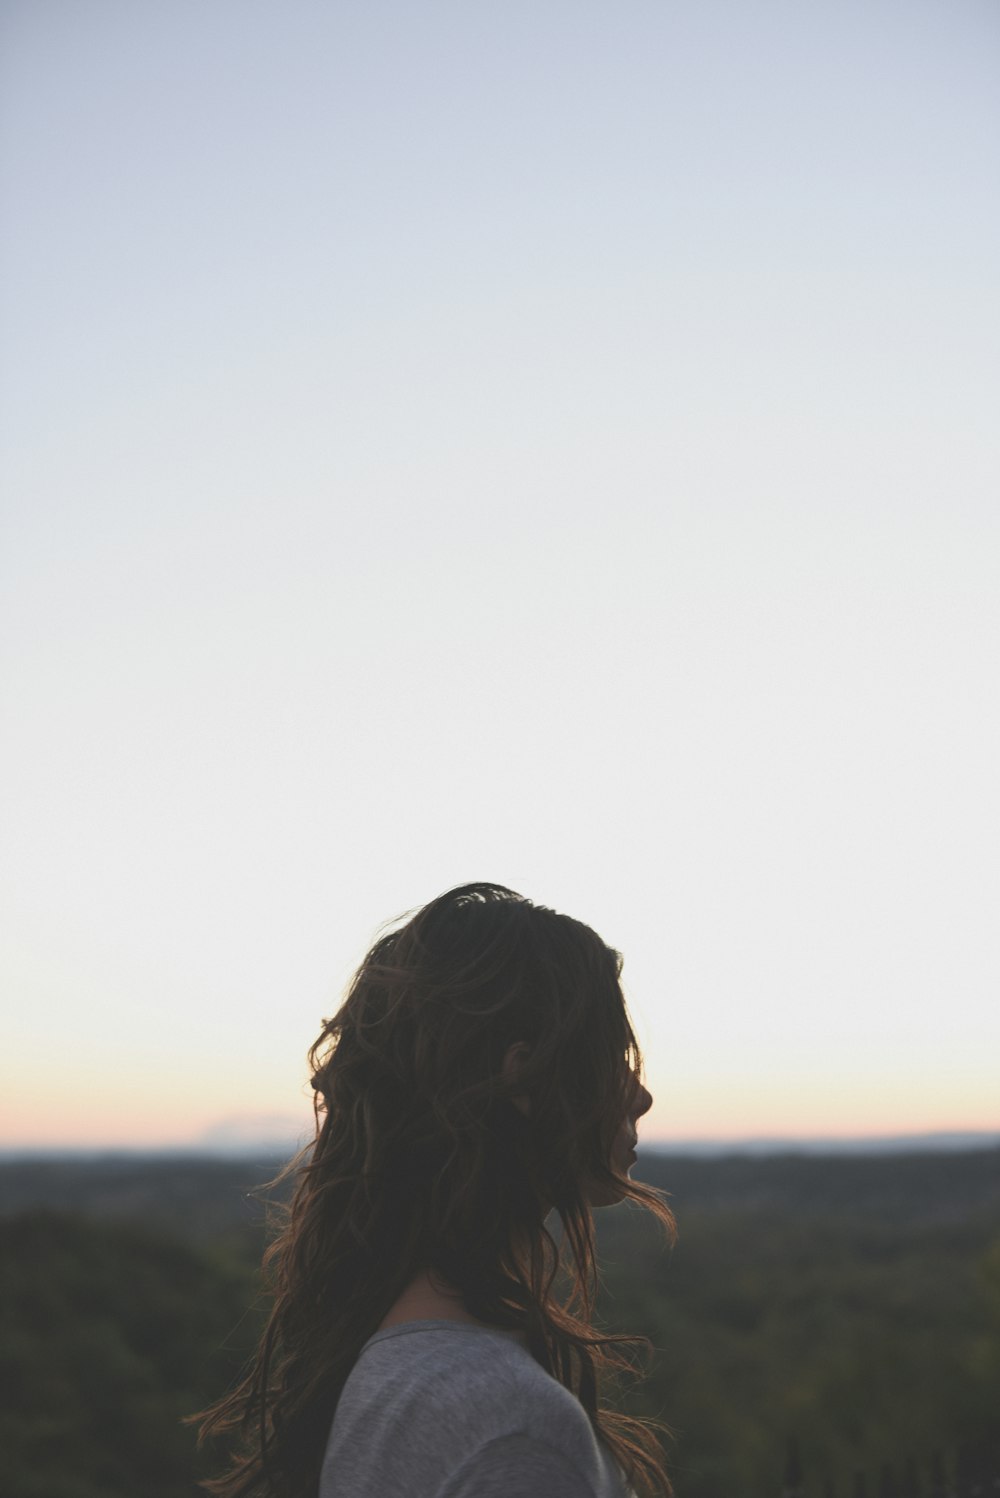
1, 0, 998, 1151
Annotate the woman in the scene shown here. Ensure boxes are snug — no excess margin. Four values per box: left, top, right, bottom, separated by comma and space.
194, 882, 675, 1497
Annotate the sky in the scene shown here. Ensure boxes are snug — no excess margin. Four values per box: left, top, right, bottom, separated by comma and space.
1, 0, 998, 1152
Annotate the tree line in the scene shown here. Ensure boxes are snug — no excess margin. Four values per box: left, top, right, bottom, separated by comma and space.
1, 1148, 998, 1498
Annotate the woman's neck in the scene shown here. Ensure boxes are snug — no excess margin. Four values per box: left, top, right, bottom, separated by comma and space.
377, 1268, 528, 1345
377, 1267, 480, 1330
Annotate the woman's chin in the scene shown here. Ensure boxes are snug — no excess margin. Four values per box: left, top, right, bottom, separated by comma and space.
585, 1168, 631, 1209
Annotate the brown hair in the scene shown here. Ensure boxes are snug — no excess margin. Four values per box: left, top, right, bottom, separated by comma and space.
191, 882, 676, 1496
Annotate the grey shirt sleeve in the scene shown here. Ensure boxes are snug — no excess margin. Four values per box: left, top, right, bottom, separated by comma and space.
439, 1433, 602, 1498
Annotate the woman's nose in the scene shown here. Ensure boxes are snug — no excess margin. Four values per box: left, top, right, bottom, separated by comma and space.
633, 1080, 653, 1119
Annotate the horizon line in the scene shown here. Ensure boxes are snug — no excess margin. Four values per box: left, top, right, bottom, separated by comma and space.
1, 1126, 998, 1162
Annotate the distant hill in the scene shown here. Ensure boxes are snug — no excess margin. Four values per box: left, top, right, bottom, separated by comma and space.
0, 1154, 280, 1243
634, 1144, 1000, 1226
647, 1129, 1000, 1156
1, 1145, 998, 1241
2, 1127, 996, 1164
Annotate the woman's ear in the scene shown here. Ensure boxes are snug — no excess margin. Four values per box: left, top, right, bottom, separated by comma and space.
501, 1042, 532, 1118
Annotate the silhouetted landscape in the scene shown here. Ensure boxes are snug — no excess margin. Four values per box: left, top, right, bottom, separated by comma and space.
2, 1146, 998, 1498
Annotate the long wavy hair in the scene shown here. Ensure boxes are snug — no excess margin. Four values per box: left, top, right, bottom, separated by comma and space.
191, 882, 676, 1496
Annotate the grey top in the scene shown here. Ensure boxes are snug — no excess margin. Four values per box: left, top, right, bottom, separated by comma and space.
318, 1319, 632, 1498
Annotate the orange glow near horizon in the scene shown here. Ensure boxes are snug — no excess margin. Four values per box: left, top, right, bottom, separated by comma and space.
2, 1072, 996, 1152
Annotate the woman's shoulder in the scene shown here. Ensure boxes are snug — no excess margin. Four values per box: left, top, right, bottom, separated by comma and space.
321, 1320, 622, 1497
349, 1319, 583, 1423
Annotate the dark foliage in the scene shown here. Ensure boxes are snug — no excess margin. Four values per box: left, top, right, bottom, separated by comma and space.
0, 1208, 264, 1498
1, 1149, 998, 1498
595, 1150, 1000, 1498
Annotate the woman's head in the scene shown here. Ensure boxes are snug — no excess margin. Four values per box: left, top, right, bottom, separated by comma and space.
309, 882, 652, 1234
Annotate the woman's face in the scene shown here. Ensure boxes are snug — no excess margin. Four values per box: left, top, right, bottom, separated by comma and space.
587, 1071, 653, 1208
